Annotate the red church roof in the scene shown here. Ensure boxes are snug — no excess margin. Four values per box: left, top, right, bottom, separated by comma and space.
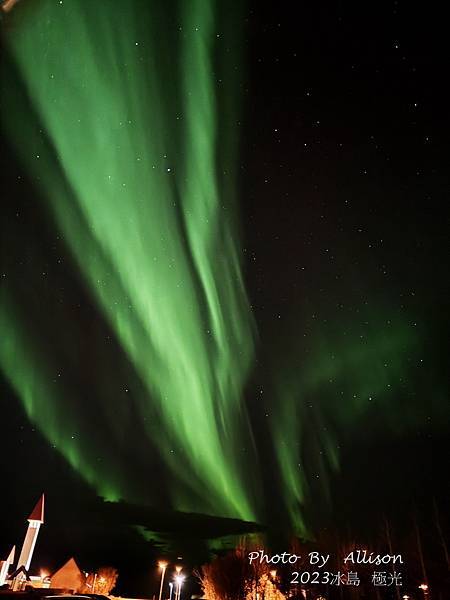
28, 494, 45, 523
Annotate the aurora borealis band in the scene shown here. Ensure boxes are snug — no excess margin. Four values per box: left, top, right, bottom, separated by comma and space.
2, 0, 258, 521
1, 0, 449, 539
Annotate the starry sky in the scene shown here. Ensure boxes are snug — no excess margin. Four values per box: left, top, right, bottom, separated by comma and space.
0, 0, 449, 589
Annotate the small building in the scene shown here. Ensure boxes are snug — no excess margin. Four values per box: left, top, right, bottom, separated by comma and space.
50, 557, 85, 593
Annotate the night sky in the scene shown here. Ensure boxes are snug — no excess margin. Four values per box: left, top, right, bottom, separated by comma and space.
1, 0, 449, 595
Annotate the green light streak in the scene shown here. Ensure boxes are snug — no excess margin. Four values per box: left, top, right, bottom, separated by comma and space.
0, 291, 122, 502
3, 1, 445, 538
270, 309, 421, 533
3, 0, 258, 521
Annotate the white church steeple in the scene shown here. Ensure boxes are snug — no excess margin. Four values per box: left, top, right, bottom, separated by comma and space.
16, 494, 45, 573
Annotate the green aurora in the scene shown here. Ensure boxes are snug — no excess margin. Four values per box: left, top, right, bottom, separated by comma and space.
1, 0, 445, 536
2, 0, 257, 522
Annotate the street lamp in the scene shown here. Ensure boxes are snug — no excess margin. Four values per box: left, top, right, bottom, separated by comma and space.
174, 574, 184, 600
158, 561, 168, 600
173, 565, 182, 600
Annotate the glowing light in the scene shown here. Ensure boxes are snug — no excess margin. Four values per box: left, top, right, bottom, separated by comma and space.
158, 561, 168, 600
2, 0, 444, 538
174, 573, 185, 600
1, 0, 21, 14
2, 0, 257, 522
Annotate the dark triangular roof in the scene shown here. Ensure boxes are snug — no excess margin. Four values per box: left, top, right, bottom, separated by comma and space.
8, 565, 30, 580
28, 494, 44, 523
